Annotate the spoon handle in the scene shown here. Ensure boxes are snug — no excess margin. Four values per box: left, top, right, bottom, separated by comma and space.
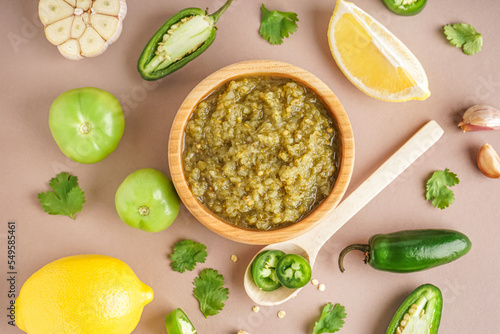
295, 120, 444, 260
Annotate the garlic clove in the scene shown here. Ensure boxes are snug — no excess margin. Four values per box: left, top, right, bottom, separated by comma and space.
93, 0, 124, 16
90, 14, 119, 41
478, 143, 500, 179
71, 15, 85, 39
458, 105, 500, 132
58, 39, 83, 60
44, 16, 73, 45
39, 0, 74, 25
79, 27, 106, 57
77, 0, 92, 11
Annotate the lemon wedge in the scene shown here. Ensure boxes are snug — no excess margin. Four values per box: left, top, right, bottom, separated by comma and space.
328, 0, 430, 102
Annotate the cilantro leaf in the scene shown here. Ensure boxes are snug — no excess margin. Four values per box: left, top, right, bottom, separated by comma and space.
259, 4, 299, 45
170, 240, 207, 273
37, 172, 85, 219
193, 268, 229, 317
443, 23, 483, 55
313, 303, 347, 334
425, 169, 460, 209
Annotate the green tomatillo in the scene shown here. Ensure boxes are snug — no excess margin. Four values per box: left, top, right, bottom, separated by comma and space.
49, 87, 125, 164
115, 168, 180, 232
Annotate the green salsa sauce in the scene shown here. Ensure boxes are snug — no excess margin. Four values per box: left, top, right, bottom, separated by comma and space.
183, 76, 341, 230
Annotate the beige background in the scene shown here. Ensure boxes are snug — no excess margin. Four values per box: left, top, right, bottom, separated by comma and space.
1, 0, 500, 333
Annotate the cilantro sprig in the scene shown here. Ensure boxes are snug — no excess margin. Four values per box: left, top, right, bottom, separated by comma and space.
259, 4, 299, 45
313, 303, 347, 334
193, 268, 229, 317
37, 172, 85, 219
443, 23, 483, 55
170, 240, 207, 273
425, 169, 460, 209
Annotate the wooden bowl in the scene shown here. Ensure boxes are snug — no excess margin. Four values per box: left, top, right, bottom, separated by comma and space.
168, 60, 354, 245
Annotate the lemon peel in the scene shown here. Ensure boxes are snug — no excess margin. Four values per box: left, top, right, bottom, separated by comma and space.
15, 255, 153, 334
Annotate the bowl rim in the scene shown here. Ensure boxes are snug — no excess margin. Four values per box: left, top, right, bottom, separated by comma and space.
168, 60, 354, 245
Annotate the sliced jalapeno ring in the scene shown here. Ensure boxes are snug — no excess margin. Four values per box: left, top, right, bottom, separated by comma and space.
251, 250, 285, 291
165, 308, 197, 334
137, 0, 233, 80
382, 0, 427, 16
275, 254, 312, 289
387, 284, 442, 334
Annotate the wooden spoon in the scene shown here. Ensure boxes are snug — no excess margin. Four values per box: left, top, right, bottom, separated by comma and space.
244, 120, 444, 306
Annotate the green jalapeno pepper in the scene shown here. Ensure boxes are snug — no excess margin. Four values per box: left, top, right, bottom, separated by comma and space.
382, 0, 427, 16
338, 229, 471, 273
275, 254, 312, 289
251, 250, 285, 291
165, 308, 197, 334
137, 0, 233, 80
387, 284, 442, 334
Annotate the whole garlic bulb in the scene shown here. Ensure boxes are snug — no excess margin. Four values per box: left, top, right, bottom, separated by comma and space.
39, 0, 127, 60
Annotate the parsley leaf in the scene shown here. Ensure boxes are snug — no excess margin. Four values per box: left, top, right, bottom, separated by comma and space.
170, 240, 207, 273
37, 172, 85, 219
425, 169, 460, 209
193, 268, 229, 317
313, 303, 347, 334
443, 23, 483, 55
259, 4, 299, 45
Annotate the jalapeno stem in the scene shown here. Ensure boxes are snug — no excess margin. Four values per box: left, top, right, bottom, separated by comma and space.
210, 0, 233, 23
338, 244, 370, 273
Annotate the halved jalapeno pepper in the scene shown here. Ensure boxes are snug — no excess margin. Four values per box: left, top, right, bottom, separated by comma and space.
251, 250, 285, 291
382, 0, 427, 16
165, 308, 197, 334
387, 284, 442, 334
275, 254, 312, 289
137, 0, 233, 80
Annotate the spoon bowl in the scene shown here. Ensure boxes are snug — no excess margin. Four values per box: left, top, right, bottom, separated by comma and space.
244, 242, 310, 306
244, 120, 444, 306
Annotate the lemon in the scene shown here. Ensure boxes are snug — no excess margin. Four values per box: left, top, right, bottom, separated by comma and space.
15, 255, 153, 334
327, 0, 430, 102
